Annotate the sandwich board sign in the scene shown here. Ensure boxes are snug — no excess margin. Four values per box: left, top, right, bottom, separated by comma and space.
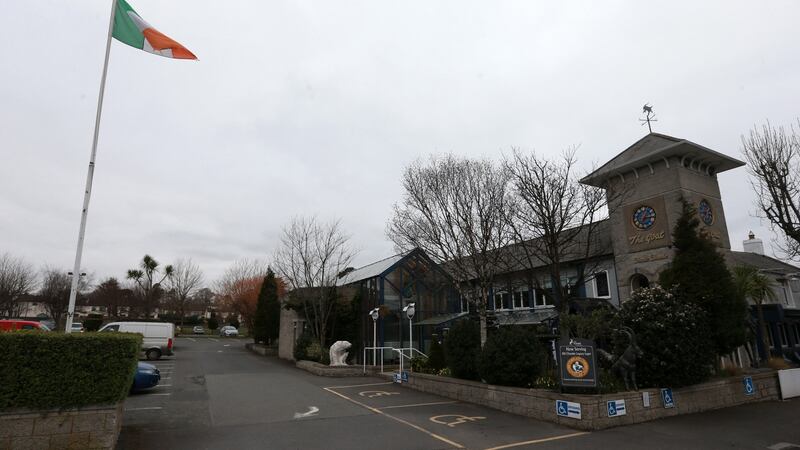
555, 400, 582, 419
607, 400, 627, 417
557, 338, 597, 388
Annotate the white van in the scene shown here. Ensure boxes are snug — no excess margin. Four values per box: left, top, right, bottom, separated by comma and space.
99, 321, 175, 360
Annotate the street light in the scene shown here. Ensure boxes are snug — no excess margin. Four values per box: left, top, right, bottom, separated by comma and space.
65, 272, 87, 333
403, 302, 416, 354
369, 308, 380, 365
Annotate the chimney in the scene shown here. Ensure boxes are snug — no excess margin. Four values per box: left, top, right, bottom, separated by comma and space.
743, 231, 764, 255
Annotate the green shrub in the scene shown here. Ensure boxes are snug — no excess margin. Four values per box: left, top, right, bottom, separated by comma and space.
617, 286, 716, 388
0, 332, 141, 410
83, 313, 104, 332
444, 319, 480, 380
478, 326, 545, 387
427, 339, 446, 372
294, 333, 312, 361
207, 315, 219, 330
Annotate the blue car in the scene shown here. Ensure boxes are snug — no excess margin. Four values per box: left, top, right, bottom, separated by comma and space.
132, 362, 161, 392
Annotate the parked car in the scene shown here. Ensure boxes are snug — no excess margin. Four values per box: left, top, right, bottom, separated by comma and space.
131, 362, 161, 392
0, 319, 51, 332
99, 321, 175, 360
219, 325, 239, 337
70, 322, 84, 332
192, 326, 205, 335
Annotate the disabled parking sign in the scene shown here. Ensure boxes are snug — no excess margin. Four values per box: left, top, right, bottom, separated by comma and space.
743, 376, 754, 396
607, 399, 627, 417
555, 400, 582, 419
661, 388, 675, 408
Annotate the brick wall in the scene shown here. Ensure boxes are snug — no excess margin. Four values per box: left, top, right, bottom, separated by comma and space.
401, 371, 779, 430
0, 403, 123, 450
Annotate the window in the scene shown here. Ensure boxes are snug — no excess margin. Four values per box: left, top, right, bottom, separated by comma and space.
766, 326, 775, 347
594, 271, 610, 298
513, 290, 531, 309
794, 324, 800, 345
102, 324, 120, 332
460, 296, 470, 313
494, 292, 511, 310
534, 288, 553, 308
779, 324, 789, 347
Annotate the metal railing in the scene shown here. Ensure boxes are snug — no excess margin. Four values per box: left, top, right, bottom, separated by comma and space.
392, 347, 429, 377
362, 346, 394, 374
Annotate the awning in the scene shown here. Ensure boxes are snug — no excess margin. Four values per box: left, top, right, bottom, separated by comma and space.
415, 312, 468, 326
494, 309, 558, 326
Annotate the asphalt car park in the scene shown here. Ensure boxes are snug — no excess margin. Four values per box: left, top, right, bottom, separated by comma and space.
119, 338, 800, 450
323, 382, 583, 450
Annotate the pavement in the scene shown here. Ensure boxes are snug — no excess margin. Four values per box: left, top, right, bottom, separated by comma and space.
118, 337, 800, 450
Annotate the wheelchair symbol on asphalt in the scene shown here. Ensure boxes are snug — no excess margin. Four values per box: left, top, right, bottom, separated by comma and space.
430, 414, 486, 427
358, 390, 399, 398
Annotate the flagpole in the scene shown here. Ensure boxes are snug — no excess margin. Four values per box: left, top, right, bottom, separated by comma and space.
65, 0, 117, 333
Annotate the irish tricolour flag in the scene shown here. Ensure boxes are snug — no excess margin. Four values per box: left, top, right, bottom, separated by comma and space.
112, 0, 197, 60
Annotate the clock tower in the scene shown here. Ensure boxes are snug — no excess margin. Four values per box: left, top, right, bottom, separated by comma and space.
581, 133, 745, 301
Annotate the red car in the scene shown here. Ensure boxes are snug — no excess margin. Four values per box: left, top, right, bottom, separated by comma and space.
0, 320, 51, 331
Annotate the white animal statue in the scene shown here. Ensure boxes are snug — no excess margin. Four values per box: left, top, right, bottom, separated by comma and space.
329, 341, 352, 366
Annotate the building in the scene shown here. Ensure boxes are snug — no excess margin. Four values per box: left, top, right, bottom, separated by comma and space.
285, 132, 800, 365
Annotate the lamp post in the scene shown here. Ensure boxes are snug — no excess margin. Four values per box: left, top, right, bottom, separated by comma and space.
403, 303, 416, 355
369, 308, 380, 365
65, 272, 87, 333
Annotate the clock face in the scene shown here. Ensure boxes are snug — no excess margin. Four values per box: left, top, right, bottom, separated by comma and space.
698, 199, 714, 226
632, 205, 656, 230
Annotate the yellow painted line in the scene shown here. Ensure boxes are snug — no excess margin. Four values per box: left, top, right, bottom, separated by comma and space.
483, 432, 590, 450
324, 381, 394, 389
323, 387, 464, 449
379, 401, 459, 410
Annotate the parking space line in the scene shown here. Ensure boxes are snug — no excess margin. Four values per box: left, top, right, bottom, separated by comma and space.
157, 384, 172, 387
324, 382, 394, 389
150, 393, 171, 396
125, 407, 163, 411
323, 387, 463, 449
379, 401, 459, 410
483, 432, 590, 450
210, 338, 219, 342
187, 338, 197, 342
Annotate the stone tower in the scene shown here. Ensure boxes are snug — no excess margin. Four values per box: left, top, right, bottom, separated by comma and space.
581, 133, 745, 301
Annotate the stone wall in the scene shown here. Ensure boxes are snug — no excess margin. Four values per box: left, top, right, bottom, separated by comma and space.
400, 371, 779, 430
295, 360, 367, 377
0, 403, 123, 450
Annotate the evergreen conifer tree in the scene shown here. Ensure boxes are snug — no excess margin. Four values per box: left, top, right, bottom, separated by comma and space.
254, 268, 281, 345
659, 199, 748, 356
264, 269, 281, 345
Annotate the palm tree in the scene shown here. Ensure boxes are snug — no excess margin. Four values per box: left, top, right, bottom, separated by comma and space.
127, 255, 173, 318
732, 265, 777, 364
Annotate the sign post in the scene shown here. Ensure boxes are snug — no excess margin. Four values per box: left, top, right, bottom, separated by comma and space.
557, 338, 598, 389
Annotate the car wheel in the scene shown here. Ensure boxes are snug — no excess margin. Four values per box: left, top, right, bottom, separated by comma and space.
146, 349, 162, 360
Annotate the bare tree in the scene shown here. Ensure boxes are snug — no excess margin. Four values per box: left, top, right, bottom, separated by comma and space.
90, 277, 132, 319
274, 216, 357, 349
742, 120, 800, 258
164, 258, 204, 326
388, 155, 514, 347
193, 287, 215, 318
505, 149, 608, 337
0, 253, 37, 317
39, 267, 90, 327
127, 255, 174, 318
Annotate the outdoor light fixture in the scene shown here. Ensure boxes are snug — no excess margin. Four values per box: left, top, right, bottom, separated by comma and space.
369, 308, 380, 365
403, 302, 416, 320
403, 303, 416, 355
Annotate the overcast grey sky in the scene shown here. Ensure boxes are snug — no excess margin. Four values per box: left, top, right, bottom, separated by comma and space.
1, 1, 798, 286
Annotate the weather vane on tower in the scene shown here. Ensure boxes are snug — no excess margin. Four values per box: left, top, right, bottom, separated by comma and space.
640, 104, 657, 133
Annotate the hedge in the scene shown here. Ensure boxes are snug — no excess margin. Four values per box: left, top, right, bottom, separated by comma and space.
0, 332, 142, 410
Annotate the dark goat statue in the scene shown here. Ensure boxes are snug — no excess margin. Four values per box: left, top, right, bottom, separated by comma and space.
598, 327, 643, 391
